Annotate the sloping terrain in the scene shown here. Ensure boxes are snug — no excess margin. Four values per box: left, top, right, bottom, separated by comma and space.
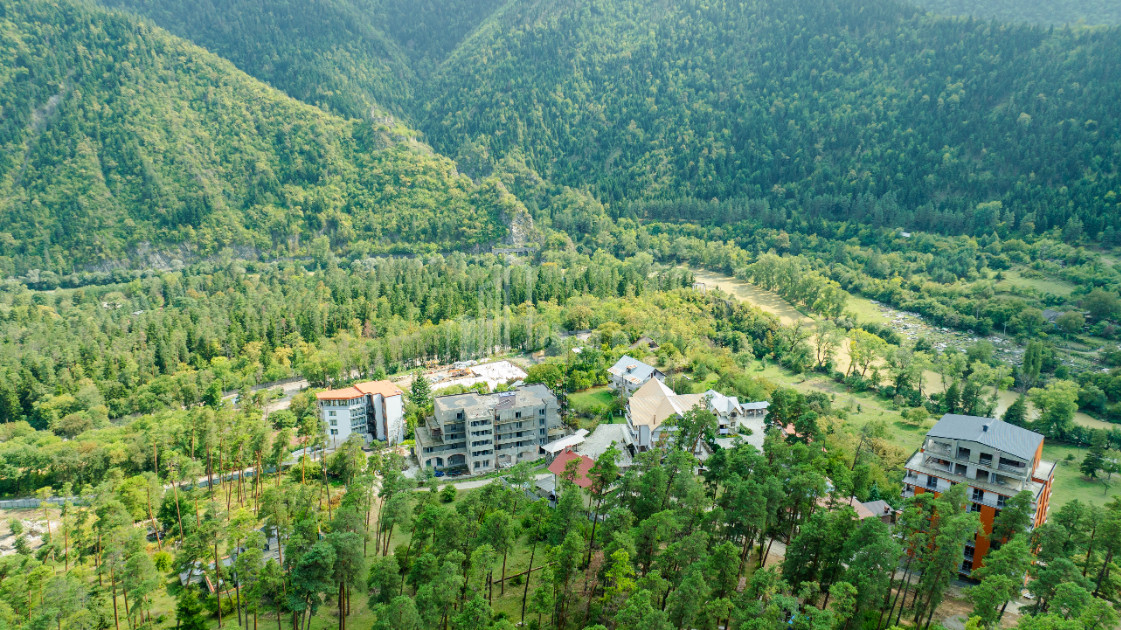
97, 0, 508, 117
418, 0, 1121, 237
907, 0, 1121, 26
0, 0, 509, 275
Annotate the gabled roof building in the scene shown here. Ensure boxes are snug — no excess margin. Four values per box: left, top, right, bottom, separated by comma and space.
902, 414, 1055, 575
607, 355, 664, 395
625, 378, 767, 451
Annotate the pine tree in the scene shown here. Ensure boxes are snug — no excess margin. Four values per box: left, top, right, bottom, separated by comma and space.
1082, 449, 1105, 479
410, 370, 432, 411
1002, 395, 1028, 427
176, 589, 208, 630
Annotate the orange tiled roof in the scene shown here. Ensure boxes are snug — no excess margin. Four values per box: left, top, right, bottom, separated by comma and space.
355, 381, 403, 397
316, 380, 403, 401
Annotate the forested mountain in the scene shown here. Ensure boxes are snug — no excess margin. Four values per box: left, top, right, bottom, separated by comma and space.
36, 0, 1121, 254
419, 0, 1121, 240
0, 0, 510, 276
907, 0, 1121, 26
97, 0, 507, 117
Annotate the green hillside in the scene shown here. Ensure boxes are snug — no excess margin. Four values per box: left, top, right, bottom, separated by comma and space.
908, 0, 1121, 26
0, 0, 509, 276
96, 0, 416, 117
88, 0, 1121, 244
418, 0, 1121, 239
97, 0, 508, 117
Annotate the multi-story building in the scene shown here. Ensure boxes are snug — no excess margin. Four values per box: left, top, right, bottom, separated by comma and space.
316, 381, 405, 446
902, 414, 1055, 575
607, 355, 664, 396
415, 384, 561, 473
625, 378, 766, 451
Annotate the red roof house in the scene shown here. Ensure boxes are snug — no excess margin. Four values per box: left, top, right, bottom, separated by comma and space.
547, 448, 595, 489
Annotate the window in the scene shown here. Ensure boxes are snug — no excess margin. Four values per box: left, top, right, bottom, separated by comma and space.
330, 419, 337, 427
515, 411, 522, 419
972, 488, 984, 502
996, 495, 1007, 509
330, 429, 338, 436
970, 503, 982, 513
329, 411, 336, 417
926, 475, 938, 489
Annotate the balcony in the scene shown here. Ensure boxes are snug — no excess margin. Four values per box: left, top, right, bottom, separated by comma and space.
926, 442, 952, 455
998, 462, 1027, 475
923, 457, 954, 474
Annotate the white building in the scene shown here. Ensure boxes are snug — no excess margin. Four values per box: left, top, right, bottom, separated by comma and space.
607, 355, 664, 395
316, 381, 405, 446
625, 379, 766, 451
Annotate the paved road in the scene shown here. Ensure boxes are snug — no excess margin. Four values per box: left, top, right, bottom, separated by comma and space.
407, 469, 553, 491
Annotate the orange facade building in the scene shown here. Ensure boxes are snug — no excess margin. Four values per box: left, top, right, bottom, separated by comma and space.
902, 414, 1055, 575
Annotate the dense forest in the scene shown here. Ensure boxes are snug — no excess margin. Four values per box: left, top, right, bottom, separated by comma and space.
907, 0, 1121, 26
0, 0, 511, 276
420, 0, 1121, 240
4, 0, 1121, 277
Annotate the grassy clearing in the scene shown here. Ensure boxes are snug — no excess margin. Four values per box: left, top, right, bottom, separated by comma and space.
992, 390, 1119, 432
843, 293, 888, 324
750, 363, 921, 445
568, 386, 615, 414
993, 269, 1076, 297
1043, 443, 1120, 508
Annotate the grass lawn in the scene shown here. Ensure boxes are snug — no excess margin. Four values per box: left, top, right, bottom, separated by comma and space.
750, 362, 921, 444
1044, 443, 1121, 508
568, 386, 616, 414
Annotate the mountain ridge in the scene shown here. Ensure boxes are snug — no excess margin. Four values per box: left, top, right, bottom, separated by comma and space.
0, 0, 512, 276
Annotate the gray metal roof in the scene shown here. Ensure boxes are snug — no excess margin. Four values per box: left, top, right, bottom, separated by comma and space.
608, 355, 659, 383
926, 414, 1043, 461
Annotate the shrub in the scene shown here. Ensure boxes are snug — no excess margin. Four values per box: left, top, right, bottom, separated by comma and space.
440, 484, 457, 503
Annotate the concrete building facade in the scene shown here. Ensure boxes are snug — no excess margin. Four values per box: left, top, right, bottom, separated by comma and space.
316, 381, 405, 446
902, 414, 1055, 575
415, 384, 561, 473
